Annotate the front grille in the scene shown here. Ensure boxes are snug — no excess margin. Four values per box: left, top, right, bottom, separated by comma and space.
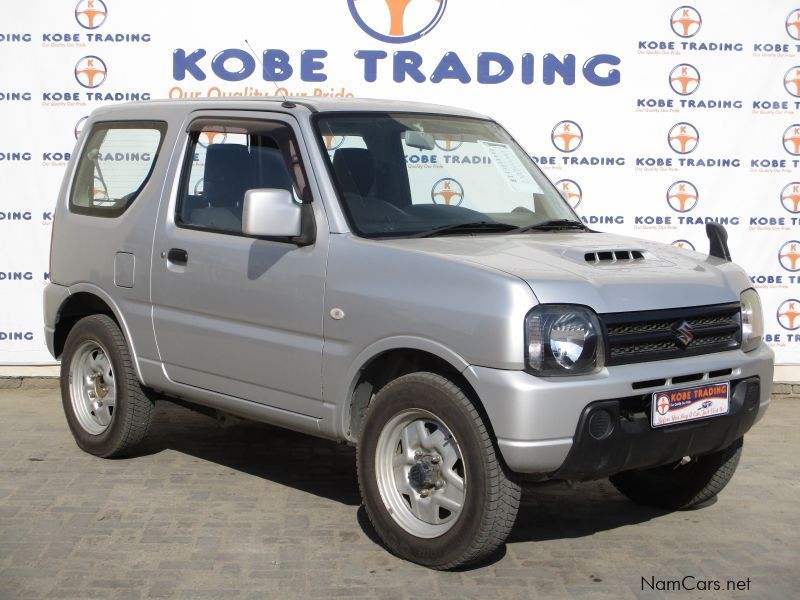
601, 303, 741, 366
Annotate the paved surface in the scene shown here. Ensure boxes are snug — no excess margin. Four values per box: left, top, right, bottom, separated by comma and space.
1, 389, 797, 600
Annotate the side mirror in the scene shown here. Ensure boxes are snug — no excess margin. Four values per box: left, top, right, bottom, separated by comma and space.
242, 188, 302, 238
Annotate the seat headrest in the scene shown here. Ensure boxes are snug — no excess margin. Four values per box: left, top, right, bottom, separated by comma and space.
250, 146, 293, 192
204, 144, 251, 182
203, 144, 252, 209
332, 148, 375, 197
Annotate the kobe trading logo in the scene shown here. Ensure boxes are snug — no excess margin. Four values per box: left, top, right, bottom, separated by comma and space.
74, 55, 107, 88
783, 124, 800, 155
669, 64, 700, 95
434, 134, 463, 151
551, 121, 583, 153
781, 182, 800, 213
198, 131, 228, 147
667, 180, 698, 212
554, 179, 582, 209
655, 394, 670, 415
671, 6, 702, 38
787, 8, 800, 40
75, 0, 108, 30
431, 178, 463, 205
785, 67, 800, 98
668, 122, 699, 154
74, 116, 88, 140
348, 0, 447, 43
672, 239, 696, 251
323, 135, 346, 151
777, 299, 800, 330
779, 241, 800, 272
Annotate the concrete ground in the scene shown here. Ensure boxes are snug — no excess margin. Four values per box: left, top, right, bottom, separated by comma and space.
0, 388, 797, 600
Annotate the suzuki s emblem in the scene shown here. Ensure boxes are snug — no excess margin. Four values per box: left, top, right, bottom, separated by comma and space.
672, 320, 694, 348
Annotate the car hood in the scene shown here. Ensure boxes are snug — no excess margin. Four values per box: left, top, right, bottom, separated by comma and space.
380, 231, 751, 314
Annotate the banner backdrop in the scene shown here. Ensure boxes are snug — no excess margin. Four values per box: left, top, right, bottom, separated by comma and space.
1, 0, 799, 365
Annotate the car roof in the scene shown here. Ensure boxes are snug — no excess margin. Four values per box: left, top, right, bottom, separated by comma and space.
90, 96, 490, 120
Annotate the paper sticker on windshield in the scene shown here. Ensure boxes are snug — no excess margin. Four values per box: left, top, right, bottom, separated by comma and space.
478, 140, 542, 195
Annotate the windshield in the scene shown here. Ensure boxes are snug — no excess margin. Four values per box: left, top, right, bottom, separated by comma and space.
315, 113, 579, 238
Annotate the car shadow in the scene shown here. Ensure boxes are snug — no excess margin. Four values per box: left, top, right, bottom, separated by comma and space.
134, 400, 672, 568
134, 400, 361, 506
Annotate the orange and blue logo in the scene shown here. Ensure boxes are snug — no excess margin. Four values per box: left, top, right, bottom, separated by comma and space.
669, 64, 700, 95
670, 6, 702, 38
785, 66, 800, 98
74, 0, 107, 30
551, 121, 583, 153
783, 124, 800, 155
668, 122, 699, 154
779, 241, 800, 272
324, 135, 346, 151
672, 239, 696, 251
74, 116, 88, 140
781, 182, 800, 213
667, 180, 698, 212
777, 299, 800, 330
198, 131, 227, 147
74, 55, 107, 88
434, 135, 462, 152
431, 177, 463, 205
787, 8, 800, 41
554, 179, 582, 209
348, 0, 447, 44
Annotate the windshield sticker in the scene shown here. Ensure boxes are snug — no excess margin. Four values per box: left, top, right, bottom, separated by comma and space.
478, 140, 543, 195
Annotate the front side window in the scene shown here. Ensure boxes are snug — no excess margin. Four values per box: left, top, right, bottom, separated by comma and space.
70, 121, 166, 217
177, 119, 309, 235
315, 113, 579, 238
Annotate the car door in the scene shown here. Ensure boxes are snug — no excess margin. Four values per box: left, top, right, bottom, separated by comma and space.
150, 112, 328, 417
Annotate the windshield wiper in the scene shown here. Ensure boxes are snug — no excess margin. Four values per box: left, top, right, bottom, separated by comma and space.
410, 221, 519, 238
513, 219, 586, 233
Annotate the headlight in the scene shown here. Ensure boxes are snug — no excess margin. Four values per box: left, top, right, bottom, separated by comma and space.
740, 289, 764, 352
525, 305, 605, 376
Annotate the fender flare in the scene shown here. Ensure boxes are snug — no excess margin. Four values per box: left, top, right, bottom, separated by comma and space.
337, 335, 471, 440
56, 283, 147, 385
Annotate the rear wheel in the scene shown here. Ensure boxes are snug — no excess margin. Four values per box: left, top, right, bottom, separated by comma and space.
357, 372, 520, 569
609, 437, 743, 510
61, 314, 154, 458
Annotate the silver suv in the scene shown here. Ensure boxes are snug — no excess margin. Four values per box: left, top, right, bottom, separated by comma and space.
45, 98, 773, 569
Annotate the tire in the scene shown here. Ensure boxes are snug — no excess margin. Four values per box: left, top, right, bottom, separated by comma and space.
609, 437, 744, 510
60, 314, 154, 458
357, 372, 521, 570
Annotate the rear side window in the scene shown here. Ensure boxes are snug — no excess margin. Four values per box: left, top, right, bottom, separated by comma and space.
69, 120, 167, 217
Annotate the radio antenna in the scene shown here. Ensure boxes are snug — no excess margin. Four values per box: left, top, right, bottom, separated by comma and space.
244, 39, 294, 107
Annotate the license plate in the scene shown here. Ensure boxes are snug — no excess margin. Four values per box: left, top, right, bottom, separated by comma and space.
651, 382, 730, 428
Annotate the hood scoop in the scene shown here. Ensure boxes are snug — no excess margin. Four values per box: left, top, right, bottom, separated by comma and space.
583, 249, 646, 264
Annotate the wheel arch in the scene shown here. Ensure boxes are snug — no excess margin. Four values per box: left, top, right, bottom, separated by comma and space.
342, 338, 492, 445
53, 285, 145, 384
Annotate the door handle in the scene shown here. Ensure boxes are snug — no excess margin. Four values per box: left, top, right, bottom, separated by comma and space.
167, 248, 188, 266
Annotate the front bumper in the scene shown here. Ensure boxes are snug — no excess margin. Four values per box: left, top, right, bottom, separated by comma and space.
552, 377, 760, 480
462, 343, 774, 475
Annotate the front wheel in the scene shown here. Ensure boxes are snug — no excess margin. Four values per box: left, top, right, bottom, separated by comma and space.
357, 372, 520, 570
609, 437, 744, 510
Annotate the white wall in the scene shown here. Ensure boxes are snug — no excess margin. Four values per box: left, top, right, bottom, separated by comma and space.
1, 0, 799, 368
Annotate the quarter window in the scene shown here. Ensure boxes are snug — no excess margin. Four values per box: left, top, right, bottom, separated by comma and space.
69, 121, 166, 217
